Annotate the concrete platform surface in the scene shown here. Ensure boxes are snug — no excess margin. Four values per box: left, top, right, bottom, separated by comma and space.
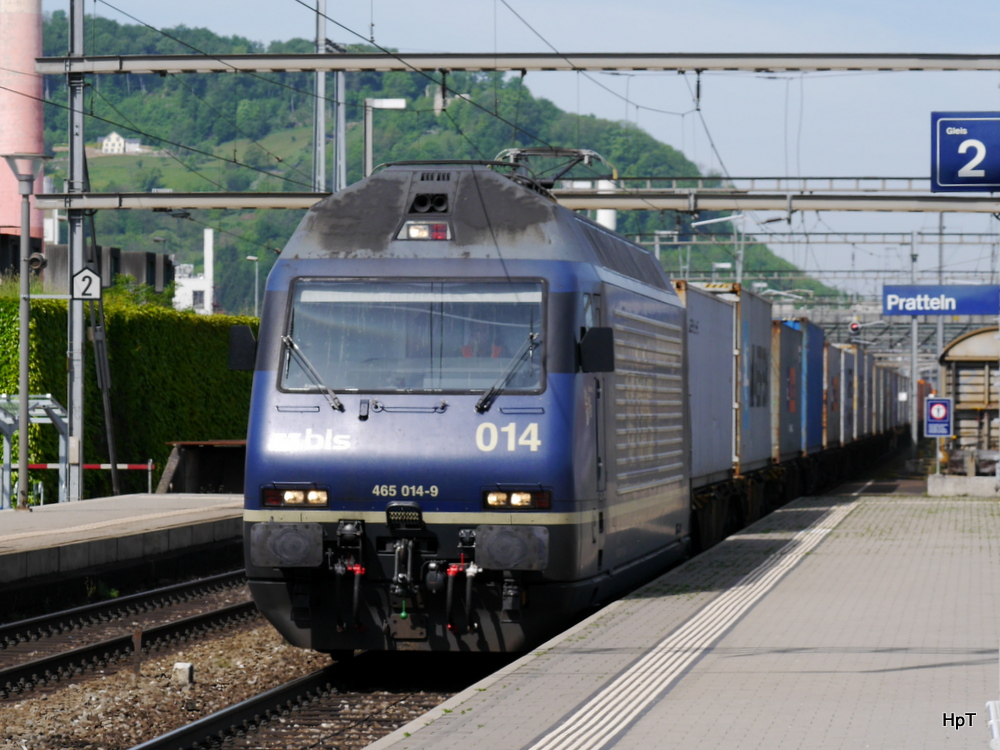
370, 494, 1000, 750
0, 494, 242, 583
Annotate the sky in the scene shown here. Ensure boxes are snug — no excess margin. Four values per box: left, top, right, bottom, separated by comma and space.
38, 0, 1000, 295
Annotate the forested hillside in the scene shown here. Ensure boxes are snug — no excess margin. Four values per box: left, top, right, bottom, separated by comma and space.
41, 11, 825, 313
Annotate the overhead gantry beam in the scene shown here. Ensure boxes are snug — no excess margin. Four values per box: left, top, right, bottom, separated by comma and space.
553, 191, 1000, 213
34, 52, 1000, 76
32, 189, 1000, 213
33, 192, 322, 210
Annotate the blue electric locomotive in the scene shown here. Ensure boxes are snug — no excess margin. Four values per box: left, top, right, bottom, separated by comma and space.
234, 160, 690, 654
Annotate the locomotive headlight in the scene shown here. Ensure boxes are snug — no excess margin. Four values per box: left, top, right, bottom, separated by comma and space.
306, 490, 328, 505
396, 221, 452, 241
482, 490, 551, 510
510, 492, 533, 507
283, 490, 306, 504
262, 487, 328, 508
486, 491, 509, 507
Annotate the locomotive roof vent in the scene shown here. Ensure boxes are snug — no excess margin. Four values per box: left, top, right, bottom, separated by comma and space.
409, 193, 449, 214
420, 171, 451, 181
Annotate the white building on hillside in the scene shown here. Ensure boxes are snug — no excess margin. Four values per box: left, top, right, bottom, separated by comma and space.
98, 131, 145, 154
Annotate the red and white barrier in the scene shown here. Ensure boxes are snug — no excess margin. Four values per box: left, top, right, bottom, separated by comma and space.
27, 460, 157, 493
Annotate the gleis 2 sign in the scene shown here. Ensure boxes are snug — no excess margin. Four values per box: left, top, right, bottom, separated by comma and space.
932, 112, 1000, 192
882, 285, 1000, 316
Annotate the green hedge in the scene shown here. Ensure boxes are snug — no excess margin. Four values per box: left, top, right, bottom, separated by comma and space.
0, 298, 256, 498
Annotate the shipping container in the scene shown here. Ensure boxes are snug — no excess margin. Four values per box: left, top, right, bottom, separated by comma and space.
854, 348, 868, 439
824, 343, 842, 448
864, 351, 875, 438
835, 344, 857, 445
673, 281, 735, 488
878, 365, 900, 434
873, 365, 884, 435
784, 319, 825, 455
771, 321, 803, 463
693, 283, 773, 474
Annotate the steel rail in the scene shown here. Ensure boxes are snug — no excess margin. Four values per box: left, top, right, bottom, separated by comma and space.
0, 570, 245, 649
33, 190, 1000, 214
34, 52, 1000, 76
0, 601, 258, 698
129, 666, 338, 750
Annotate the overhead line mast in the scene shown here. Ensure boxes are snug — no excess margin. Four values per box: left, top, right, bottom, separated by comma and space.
66, 0, 85, 502
312, 0, 325, 193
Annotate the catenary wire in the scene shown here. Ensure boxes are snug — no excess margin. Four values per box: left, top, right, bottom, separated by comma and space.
498, 0, 689, 117
0, 82, 315, 189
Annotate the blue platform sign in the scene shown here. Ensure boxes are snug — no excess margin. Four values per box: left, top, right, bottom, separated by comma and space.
882, 285, 1000, 316
925, 397, 952, 438
931, 112, 1000, 192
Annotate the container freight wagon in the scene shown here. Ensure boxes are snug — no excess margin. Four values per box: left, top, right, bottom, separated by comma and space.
784, 318, 825, 456
673, 281, 735, 490
693, 283, 772, 475
854, 348, 866, 440
771, 321, 803, 464
873, 365, 884, 435
682, 282, 773, 550
824, 343, 842, 449
837, 344, 857, 446
864, 350, 876, 439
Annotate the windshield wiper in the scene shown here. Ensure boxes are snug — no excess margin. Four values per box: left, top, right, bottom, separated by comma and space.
282, 335, 344, 412
475, 332, 541, 413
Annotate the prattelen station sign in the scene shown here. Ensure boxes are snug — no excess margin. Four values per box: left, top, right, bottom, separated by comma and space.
882, 285, 1000, 316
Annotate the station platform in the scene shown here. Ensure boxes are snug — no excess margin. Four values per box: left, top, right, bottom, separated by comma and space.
0, 493, 242, 586
371, 491, 1000, 750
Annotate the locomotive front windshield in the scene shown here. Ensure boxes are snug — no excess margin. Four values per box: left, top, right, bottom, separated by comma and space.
282, 280, 544, 393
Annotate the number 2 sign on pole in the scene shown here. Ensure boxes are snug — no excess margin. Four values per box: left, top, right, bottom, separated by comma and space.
931, 112, 1000, 192
71, 268, 101, 300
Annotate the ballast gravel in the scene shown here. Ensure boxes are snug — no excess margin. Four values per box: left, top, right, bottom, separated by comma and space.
0, 624, 331, 750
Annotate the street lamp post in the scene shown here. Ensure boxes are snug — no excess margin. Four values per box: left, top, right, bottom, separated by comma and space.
3, 153, 49, 509
712, 261, 732, 280
246, 255, 259, 317
652, 229, 677, 267
363, 98, 407, 177
691, 213, 744, 282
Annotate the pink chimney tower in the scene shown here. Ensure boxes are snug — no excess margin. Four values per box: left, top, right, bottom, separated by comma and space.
0, 0, 45, 242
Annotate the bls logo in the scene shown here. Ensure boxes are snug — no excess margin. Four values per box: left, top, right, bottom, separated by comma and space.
268, 429, 351, 453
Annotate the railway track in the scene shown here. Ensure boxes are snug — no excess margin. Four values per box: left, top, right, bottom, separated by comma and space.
0, 571, 255, 698
131, 652, 512, 750
0, 570, 247, 649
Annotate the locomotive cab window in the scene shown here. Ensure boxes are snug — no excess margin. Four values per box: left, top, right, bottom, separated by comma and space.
281, 280, 545, 394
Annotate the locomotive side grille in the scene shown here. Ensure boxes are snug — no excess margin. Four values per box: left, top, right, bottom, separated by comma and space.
420, 172, 452, 181
612, 310, 686, 495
